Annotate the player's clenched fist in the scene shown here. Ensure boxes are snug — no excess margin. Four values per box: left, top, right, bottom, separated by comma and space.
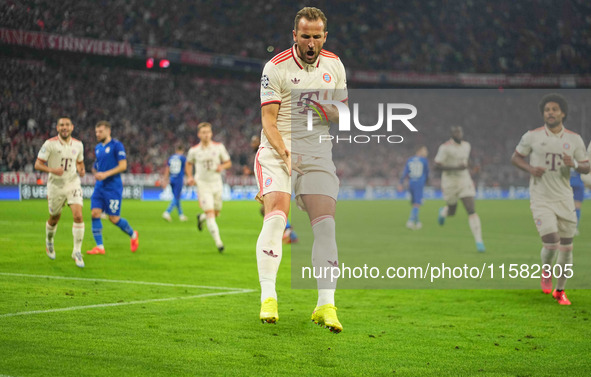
529, 166, 546, 177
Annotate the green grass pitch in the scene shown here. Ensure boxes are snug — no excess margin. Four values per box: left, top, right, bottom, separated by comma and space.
1, 199, 590, 376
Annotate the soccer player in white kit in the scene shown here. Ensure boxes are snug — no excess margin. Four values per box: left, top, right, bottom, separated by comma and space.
512, 94, 589, 305
255, 7, 347, 333
34, 117, 86, 268
435, 126, 485, 252
186, 122, 232, 252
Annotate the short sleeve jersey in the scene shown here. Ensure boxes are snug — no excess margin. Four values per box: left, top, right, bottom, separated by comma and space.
37, 137, 84, 188
434, 139, 472, 182
515, 125, 588, 202
94, 139, 127, 190
168, 153, 187, 187
400, 156, 429, 186
260, 45, 348, 158
187, 142, 231, 189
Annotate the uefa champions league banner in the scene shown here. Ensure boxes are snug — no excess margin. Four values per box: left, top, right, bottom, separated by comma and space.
140, 185, 584, 201
13, 184, 143, 200
1, 184, 589, 201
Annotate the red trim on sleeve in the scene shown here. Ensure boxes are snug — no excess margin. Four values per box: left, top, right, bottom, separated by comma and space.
270, 49, 291, 63
274, 55, 292, 65
340, 97, 348, 103
261, 100, 281, 107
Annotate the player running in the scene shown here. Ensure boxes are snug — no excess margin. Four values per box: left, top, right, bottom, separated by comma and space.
398, 146, 429, 230
256, 7, 347, 333
186, 122, 232, 252
35, 117, 86, 268
162, 145, 188, 222
435, 126, 485, 252
511, 93, 589, 305
87, 121, 139, 255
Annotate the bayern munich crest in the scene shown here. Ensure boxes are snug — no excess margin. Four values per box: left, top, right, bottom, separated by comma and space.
261, 74, 270, 88
323, 73, 331, 83
265, 177, 272, 187
563, 143, 570, 150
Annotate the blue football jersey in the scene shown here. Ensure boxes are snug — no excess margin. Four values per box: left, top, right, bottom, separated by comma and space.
570, 169, 584, 188
168, 153, 186, 186
400, 156, 429, 186
94, 139, 126, 190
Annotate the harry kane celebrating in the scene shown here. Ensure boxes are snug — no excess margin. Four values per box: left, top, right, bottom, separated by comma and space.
255, 7, 347, 333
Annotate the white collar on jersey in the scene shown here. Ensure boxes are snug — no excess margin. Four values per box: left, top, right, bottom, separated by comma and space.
544, 124, 565, 138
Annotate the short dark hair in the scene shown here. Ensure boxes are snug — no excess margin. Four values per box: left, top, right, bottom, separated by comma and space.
56, 117, 72, 125
294, 7, 327, 32
95, 120, 112, 129
175, 144, 184, 152
539, 93, 568, 122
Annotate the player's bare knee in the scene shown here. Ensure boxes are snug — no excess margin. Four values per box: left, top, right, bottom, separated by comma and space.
541, 233, 560, 244
48, 214, 61, 225
109, 215, 120, 224
91, 208, 102, 218
462, 197, 476, 214
447, 204, 457, 216
263, 192, 290, 216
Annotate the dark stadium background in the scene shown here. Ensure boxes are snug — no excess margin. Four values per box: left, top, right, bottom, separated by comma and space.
1, 0, 589, 190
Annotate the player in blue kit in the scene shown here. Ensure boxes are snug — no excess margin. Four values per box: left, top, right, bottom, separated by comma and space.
162, 145, 188, 222
398, 146, 429, 230
570, 170, 584, 235
87, 121, 139, 255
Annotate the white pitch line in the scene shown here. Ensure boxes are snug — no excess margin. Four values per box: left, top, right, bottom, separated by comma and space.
0, 272, 251, 291
0, 289, 252, 318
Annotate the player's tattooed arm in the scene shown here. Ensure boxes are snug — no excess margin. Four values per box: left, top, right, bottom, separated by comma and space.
563, 153, 590, 175
185, 161, 195, 186
261, 102, 292, 175
162, 166, 170, 188
511, 151, 545, 177
216, 160, 232, 172
76, 160, 85, 177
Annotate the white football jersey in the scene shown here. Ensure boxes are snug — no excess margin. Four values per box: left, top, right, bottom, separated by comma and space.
515, 125, 588, 202
434, 139, 472, 182
187, 142, 231, 190
37, 136, 84, 188
260, 45, 348, 158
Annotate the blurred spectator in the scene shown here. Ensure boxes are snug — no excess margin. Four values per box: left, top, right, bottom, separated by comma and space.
1, 0, 590, 74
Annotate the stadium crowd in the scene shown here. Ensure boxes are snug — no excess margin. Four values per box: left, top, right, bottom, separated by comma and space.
1, 0, 590, 74
4, 57, 587, 188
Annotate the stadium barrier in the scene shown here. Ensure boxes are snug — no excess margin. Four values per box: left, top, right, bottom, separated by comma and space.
2, 184, 589, 201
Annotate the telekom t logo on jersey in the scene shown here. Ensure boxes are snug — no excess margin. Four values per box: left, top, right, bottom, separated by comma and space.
299, 92, 418, 144
545, 152, 563, 171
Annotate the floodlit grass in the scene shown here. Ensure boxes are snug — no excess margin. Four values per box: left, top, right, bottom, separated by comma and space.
1, 199, 590, 376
